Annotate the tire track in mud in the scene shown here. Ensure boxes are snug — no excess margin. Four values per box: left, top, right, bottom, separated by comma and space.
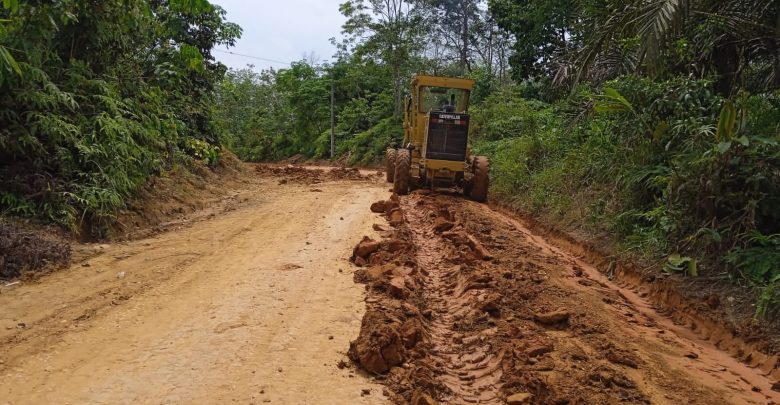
408, 200, 504, 404
349, 189, 779, 404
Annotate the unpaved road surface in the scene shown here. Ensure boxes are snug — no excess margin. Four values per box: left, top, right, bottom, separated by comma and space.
2, 166, 779, 405
0, 169, 389, 404
348, 191, 780, 404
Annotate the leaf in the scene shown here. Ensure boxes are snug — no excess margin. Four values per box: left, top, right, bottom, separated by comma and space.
652, 121, 669, 142
687, 258, 698, 277
179, 44, 205, 72
716, 141, 731, 154
735, 136, 749, 146
716, 100, 736, 141
664, 254, 696, 276
169, 0, 213, 14
604, 87, 634, 112
667, 253, 684, 266
2, 0, 19, 12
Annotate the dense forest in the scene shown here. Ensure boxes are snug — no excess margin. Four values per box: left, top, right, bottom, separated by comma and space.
1, 0, 779, 316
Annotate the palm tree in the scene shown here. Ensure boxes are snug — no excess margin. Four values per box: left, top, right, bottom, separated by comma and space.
556, 0, 779, 95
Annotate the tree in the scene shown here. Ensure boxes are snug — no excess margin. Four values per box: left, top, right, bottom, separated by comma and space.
488, 0, 578, 80
0, 0, 240, 232
418, 0, 483, 74
339, 0, 428, 117
491, 0, 780, 95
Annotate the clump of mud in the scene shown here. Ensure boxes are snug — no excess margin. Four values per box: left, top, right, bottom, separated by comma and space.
350, 192, 653, 404
254, 164, 373, 185
0, 220, 71, 280
348, 195, 438, 402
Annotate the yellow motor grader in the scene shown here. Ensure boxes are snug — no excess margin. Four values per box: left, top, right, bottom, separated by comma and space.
385, 75, 489, 201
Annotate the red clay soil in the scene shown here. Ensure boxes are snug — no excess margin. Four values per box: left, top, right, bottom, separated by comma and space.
349, 190, 780, 404
253, 163, 378, 184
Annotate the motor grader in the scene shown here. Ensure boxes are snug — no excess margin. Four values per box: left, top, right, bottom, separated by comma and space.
385, 75, 489, 201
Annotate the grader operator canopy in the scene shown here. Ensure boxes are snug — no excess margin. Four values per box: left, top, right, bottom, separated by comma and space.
418, 87, 470, 113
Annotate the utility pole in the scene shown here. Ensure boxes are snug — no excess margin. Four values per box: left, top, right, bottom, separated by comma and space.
330, 74, 335, 159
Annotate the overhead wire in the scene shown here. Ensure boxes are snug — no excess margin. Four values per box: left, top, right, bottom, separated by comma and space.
212, 49, 290, 65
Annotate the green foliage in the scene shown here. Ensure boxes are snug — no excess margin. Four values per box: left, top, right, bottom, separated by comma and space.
490, 0, 780, 96
182, 139, 221, 167
663, 254, 698, 277
473, 77, 780, 318
0, 0, 240, 235
215, 54, 399, 164
471, 86, 560, 141
339, 117, 403, 165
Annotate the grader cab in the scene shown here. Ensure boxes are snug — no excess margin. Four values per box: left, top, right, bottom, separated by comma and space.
385, 75, 489, 201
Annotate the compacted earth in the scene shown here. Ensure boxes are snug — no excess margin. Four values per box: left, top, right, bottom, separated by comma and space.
1, 165, 778, 405
0, 165, 388, 404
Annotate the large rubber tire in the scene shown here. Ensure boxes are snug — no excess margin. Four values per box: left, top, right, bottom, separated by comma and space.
393, 148, 411, 195
385, 148, 396, 183
470, 156, 489, 202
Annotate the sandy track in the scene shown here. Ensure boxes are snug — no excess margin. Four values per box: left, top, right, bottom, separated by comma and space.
2, 167, 779, 405
0, 176, 389, 404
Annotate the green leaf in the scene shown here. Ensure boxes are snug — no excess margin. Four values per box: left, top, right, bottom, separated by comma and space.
179, 44, 205, 72
0, 46, 21, 76
716, 100, 737, 141
664, 254, 696, 276
652, 121, 669, 142
735, 136, 749, 146
605, 87, 634, 111
716, 141, 731, 154
169, 0, 213, 14
594, 103, 628, 113
687, 259, 698, 277
2, 0, 19, 12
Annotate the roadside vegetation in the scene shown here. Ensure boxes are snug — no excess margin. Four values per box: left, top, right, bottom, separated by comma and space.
214, 0, 780, 318
1, 0, 778, 317
0, 0, 240, 236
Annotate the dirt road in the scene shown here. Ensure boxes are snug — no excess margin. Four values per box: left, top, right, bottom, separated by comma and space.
0, 170, 389, 404
348, 191, 780, 404
1, 166, 778, 404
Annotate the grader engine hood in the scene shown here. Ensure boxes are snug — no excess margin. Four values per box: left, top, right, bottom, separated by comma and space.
425, 111, 470, 162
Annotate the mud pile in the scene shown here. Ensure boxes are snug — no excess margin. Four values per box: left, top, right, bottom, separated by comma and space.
348, 194, 437, 402
330, 166, 370, 181
254, 164, 374, 184
0, 220, 71, 279
350, 192, 654, 404
254, 165, 324, 184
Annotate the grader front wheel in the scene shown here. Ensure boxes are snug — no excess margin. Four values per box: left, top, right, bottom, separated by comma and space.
470, 156, 489, 202
393, 148, 411, 195
385, 148, 396, 183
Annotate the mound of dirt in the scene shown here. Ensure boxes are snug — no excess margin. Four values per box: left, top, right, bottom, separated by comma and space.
115, 152, 247, 240
0, 220, 71, 280
254, 164, 375, 185
348, 193, 652, 404
349, 191, 777, 404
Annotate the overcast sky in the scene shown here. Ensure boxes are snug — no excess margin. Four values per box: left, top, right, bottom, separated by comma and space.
211, 0, 347, 71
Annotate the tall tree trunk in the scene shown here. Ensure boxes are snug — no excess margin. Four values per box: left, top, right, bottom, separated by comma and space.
393, 64, 402, 119
460, 0, 468, 75
487, 25, 494, 77
713, 42, 739, 96
774, 10, 780, 90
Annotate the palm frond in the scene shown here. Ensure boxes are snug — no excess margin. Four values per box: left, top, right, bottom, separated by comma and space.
634, 0, 690, 70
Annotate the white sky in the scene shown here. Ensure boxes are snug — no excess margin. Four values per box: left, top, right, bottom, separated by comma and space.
211, 0, 347, 71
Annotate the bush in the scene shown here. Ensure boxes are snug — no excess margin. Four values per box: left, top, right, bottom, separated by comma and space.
339, 117, 402, 165
473, 79, 780, 318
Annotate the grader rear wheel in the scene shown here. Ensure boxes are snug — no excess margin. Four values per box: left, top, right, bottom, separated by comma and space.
385, 148, 396, 183
393, 148, 411, 195
470, 156, 489, 202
